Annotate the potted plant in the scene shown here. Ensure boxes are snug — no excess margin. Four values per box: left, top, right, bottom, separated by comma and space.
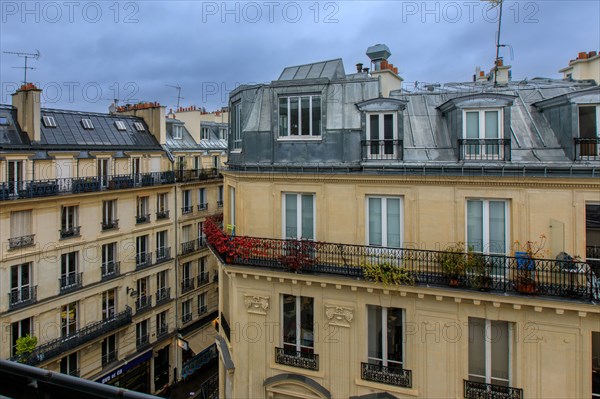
438, 242, 471, 287
512, 234, 547, 295
362, 261, 415, 286
470, 252, 492, 291
15, 334, 37, 363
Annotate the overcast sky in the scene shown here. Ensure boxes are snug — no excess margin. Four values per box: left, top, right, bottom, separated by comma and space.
1, 1, 598, 112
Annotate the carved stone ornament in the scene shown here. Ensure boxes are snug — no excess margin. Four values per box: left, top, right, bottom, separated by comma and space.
244, 295, 269, 315
325, 305, 354, 328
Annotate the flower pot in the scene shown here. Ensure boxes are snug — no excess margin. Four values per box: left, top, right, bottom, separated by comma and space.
449, 278, 460, 287
515, 281, 536, 294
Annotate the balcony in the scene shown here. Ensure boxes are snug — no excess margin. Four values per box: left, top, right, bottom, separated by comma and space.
136, 213, 151, 224
575, 138, 599, 161
217, 200, 223, 208
199, 305, 208, 315
182, 206, 194, 215
182, 313, 192, 324
101, 219, 119, 231
175, 168, 220, 183
156, 288, 171, 305
8, 286, 37, 310
157, 323, 169, 339
198, 272, 210, 287
181, 238, 206, 256
156, 210, 170, 220
8, 234, 35, 249
102, 350, 117, 367
136, 334, 150, 350
361, 362, 412, 388
198, 203, 208, 211
59, 226, 81, 239
135, 295, 152, 313
101, 261, 120, 281
362, 139, 403, 161
464, 380, 523, 399
458, 139, 511, 161
135, 252, 152, 270
0, 171, 180, 202
587, 246, 600, 275
205, 217, 600, 303
59, 272, 83, 294
181, 278, 195, 294
156, 247, 172, 263
12, 306, 132, 366
275, 347, 319, 371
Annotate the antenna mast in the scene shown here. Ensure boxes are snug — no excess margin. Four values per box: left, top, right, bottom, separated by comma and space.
3, 50, 41, 86
166, 84, 184, 109
487, 0, 505, 86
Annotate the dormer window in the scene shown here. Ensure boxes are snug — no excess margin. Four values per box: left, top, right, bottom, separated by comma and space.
42, 115, 57, 128
173, 125, 183, 139
578, 105, 599, 157
219, 128, 227, 140
201, 127, 210, 140
462, 109, 504, 160
81, 118, 94, 130
134, 122, 145, 132
232, 101, 241, 150
114, 120, 127, 131
278, 95, 321, 137
366, 113, 399, 159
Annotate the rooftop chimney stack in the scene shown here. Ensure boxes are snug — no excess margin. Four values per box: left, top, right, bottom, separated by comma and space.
12, 84, 41, 142
116, 102, 167, 144
366, 44, 403, 97
558, 50, 600, 84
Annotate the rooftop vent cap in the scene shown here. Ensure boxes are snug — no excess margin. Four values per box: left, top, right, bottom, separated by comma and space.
366, 44, 391, 61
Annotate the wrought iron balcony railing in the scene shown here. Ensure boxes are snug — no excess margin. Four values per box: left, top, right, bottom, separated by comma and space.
199, 305, 208, 315
198, 272, 210, 287
136, 213, 151, 224
175, 168, 220, 183
275, 347, 319, 371
135, 295, 152, 313
181, 239, 196, 255
101, 219, 119, 231
136, 333, 150, 350
156, 247, 172, 263
217, 200, 223, 208
464, 380, 523, 399
181, 278, 195, 294
156, 288, 171, 305
135, 252, 152, 270
8, 286, 37, 310
182, 313, 192, 324
102, 350, 117, 366
59, 272, 83, 294
181, 206, 194, 215
198, 203, 208, 211
458, 139, 511, 161
362, 139, 403, 161
156, 210, 170, 220
157, 323, 168, 338
12, 306, 132, 365
206, 223, 600, 302
361, 362, 412, 388
8, 234, 35, 249
59, 226, 81, 239
575, 138, 600, 161
101, 261, 120, 280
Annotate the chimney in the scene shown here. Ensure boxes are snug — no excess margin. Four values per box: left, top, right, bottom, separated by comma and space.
12, 84, 42, 142
558, 50, 600, 84
116, 102, 167, 145
356, 63, 363, 73
366, 44, 403, 97
489, 58, 511, 84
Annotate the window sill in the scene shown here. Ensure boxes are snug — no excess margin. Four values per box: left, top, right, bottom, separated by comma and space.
355, 377, 419, 397
277, 137, 322, 142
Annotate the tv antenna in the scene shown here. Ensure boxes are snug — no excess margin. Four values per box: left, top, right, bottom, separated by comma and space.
165, 84, 184, 109
485, 0, 507, 86
3, 50, 41, 86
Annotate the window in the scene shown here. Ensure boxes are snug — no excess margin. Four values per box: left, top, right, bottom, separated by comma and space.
194, 156, 201, 170
467, 200, 508, 255
60, 252, 79, 291
217, 185, 224, 207
182, 261, 193, 291
137, 277, 149, 298
177, 156, 185, 174
10, 262, 32, 305
81, 118, 94, 129
198, 257, 208, 285
131, 157, 141, 180
101, 242, 117, 277
198, 221, 205, 244
367, 196, 402, 248
198, 188, 207, 210
578, 105, 600, 156
230, 186, 236, 230
173, 125, 183, 139
156, 230, 168, 260
114, 120, 127, 131
232, 101, 241, 150
136, 196, 149, 223
61, 302, 77, 337
136, 235, 149, 266
9, 209, 32, 247
11, 318, 31, 357
102, 289, 116, 320
279, 95, 321, 137
213, 155, 219, 169
156, 311, 168, 336
136, 320, 149, 348
283, 193, 315, 239
97, 158, 109, 187
282, 295, 314, 353
219, 127, 228, 140
593, 332, 600, 398
468, 318, 510, 387
157, 270, 168, 292
102, 200, 118, 230
102, 335, 117, 366
60, 353, 78, 376
182, 190, 192, 214
202, 127, 211, 140
42, 115, 57, 128
61, 205, 79, 237
182, 299, 192, 323
134, 121, 145, 132
198, 292, 207, 314
157, 193, 168, 214
366, 113, 397, 158
7, 160, 25, 195
182, 225, 192, 244
367, 305, 404, 368
463, 109, 503, 158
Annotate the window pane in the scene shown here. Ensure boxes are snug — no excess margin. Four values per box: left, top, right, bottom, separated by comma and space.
468, 318, 486, 379
300, 297, 314, 349
489, 201, 506, 254
485, 111, 499, 139
579, 106, 597, 139
368, 198, 382, 246
368, 305, 383, 362
386, 198, 401, 248
290, 97, 299, 135
282, 295, 296, 346
370, 115, 380, 154
491, 321, 509, 385
312, 97, 321, 136
279, 98, 288, 136
467, 201, 484, 252
384, 114, 394, 154
301, 97, 310, 136
387, 308, 403, 365
301, 194, 314, 240
466, 112, 479, 138
285, 194, 298, 238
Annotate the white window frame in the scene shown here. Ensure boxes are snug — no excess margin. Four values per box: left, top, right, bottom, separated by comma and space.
232, 101, 242, 151
198, 188, 207, 209
61, 302, 78, 337
365, 112, 398, 159
137, 196, 149, 217
281, 294, 314, 353
10, 262, 31, 293
201, 127, 211, 140
134, 122, 145, 132
367, 305, 405, 368
182, 190, 192, 212
465, 199, 509, 255
157, 193, 168, 213
278, 95, 322, 139
281, 193, 316, 240
230, 186, 236, 230
7, 160, 25, 195
97, 158, 110, 187
61, 205, 78, 231
365, 196, 403, 248
462, 108, 504, 159
102, 200, 116, 225
102, 289, 116, 320
578, 105, 600, 157
42, 115, 57, 128
468, 318, 512, 387
81, 118, 94, 129
61, 251, 78, 281
173, 125, 183, 139
114, 120, 127, 131
102, 242, 117, 266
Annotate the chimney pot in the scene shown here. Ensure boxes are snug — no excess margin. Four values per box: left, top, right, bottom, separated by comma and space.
589, 51, 597, 57
578, 51, 588, 59
356, 63, 363, 73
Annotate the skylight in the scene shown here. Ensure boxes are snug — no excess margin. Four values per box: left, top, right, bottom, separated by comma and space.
134, 122, 145, 132
42, 115, 57, 128
115, 120, 127, 131
81, 118, 94, 130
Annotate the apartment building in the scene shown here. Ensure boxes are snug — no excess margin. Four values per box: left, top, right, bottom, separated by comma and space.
209, 46, 600, 398
0, 85, 223, 395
